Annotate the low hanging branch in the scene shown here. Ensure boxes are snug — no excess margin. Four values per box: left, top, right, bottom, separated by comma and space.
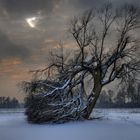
22, 2, 140, 123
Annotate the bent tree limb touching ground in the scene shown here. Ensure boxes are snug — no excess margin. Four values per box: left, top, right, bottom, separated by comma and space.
22, 2, 140, 123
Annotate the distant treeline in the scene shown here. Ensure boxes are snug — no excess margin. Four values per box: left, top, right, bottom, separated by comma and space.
0, 96, 20, 108
96, 80, 140, 108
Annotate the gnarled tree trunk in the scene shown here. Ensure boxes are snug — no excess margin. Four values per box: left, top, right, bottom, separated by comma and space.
82, 69, 102, 119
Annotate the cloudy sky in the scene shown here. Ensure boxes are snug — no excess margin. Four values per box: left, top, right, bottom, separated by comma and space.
0, 0, 139, 101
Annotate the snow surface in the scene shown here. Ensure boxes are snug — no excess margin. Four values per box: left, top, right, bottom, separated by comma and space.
0, 109, 140, 140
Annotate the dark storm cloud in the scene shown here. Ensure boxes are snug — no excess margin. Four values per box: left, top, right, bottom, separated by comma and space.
77, 0, 140, 8
0, 0, 139, 60
0, 0, 61, 18
77, 0, 102, 8
0, 31, 29, 59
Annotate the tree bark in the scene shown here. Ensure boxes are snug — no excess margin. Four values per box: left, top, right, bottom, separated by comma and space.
83, 85, 101, 119
82, 69, 102, 119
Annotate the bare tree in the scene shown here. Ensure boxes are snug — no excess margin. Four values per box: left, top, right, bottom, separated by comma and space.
23, 3, 140, 123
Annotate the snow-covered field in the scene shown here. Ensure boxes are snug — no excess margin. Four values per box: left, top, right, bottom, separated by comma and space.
0, 109, 140, 140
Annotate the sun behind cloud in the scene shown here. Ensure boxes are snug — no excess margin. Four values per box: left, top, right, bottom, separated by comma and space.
26, 17, 37, 28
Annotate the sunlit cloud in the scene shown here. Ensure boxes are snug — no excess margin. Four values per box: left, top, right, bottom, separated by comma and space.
26, 17, 37, 28
0, 58, 21, 66
0, 58, 21, 75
